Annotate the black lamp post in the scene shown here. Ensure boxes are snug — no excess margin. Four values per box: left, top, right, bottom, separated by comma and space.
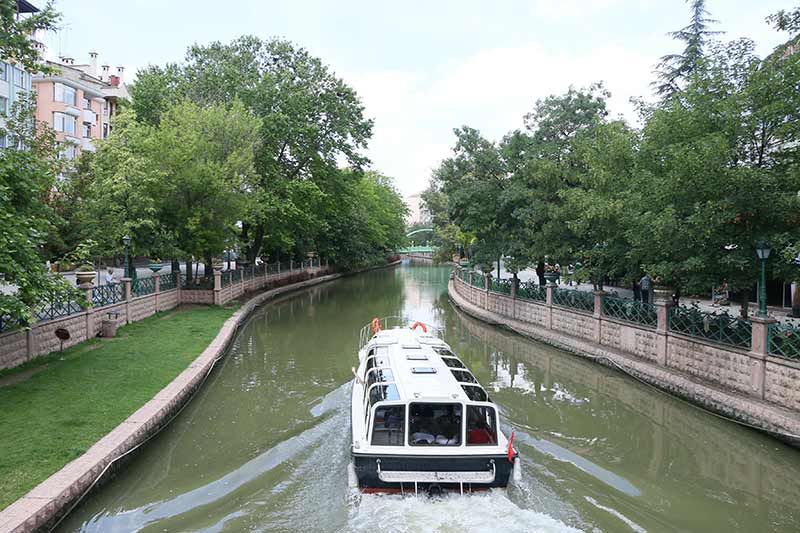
123, 235, 131, 279
756, 240, 772, 318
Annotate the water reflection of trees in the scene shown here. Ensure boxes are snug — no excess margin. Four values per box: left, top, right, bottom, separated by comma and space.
446, 306, 800, 514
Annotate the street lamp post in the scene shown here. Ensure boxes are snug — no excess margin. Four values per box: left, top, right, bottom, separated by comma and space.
123, 235, 131, 279
756, 240, 772, 318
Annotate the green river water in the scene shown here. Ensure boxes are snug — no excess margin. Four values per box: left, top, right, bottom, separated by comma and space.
58, 263, 800, 532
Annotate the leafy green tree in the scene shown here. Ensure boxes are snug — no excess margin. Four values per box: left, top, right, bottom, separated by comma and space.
88, 101, 262, 276
131, 36, 373, 264
0, 0, 60, 73
0, 94, 74, 326
654, 0, 722, 97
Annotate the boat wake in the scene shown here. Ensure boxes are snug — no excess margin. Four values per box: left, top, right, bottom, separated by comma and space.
347, 491, 581, 533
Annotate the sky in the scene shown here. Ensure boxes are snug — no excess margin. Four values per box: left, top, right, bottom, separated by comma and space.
46, 0, 791, 197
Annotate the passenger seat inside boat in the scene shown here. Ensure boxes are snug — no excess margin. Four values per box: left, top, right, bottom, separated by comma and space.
409, 403, 461, 446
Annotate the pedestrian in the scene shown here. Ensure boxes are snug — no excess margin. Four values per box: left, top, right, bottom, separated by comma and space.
640, 273, 652, 304
105, 267, 115, 285
536, 261, 545, 286
555, 263, 561, 285
633, 278, 641, 302
672, 286, 681, 307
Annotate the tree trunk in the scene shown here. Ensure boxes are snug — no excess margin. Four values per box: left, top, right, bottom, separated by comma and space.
185, 257, 193, 286
497, 255, 501, 280
204, 254, 212, 280
247, 224, 266, 264
792, 281, 800, 318
740, 287, 751, 320
171, 258, 180, 277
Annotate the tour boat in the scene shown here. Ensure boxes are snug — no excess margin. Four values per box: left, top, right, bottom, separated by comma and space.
349, 316, 520, 496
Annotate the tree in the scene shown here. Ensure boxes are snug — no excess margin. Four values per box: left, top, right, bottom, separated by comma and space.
767, 7, 800, 34
0, 94, 74, 326
654, 0, 722, 97
88, 100, 262, 276
0, 0, 60, 73
131, 36, 374, 264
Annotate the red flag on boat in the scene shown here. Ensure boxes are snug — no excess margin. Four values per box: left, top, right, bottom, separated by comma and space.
507, 431, 515, 463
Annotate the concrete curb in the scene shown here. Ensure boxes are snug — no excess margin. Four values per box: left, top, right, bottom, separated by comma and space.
448, 280, 800, 448
0, 266, 377, 533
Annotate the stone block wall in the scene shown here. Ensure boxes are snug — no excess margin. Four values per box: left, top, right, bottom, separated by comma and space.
0, 266, 329, 371
764, 359, 800, 411
452, 271, 800, 415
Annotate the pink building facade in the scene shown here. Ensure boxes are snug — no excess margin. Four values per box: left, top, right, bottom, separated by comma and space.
33, 54, 127, 162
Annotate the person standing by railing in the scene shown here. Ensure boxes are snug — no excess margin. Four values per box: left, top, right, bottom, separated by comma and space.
105, 268, 115, 285
640, 273, 652, 304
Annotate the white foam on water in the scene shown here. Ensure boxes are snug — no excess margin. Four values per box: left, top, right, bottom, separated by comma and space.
348, 490, 583, 533
584, 496, 646, 533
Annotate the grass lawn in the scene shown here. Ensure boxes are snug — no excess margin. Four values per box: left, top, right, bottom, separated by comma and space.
0, 304, 237, 511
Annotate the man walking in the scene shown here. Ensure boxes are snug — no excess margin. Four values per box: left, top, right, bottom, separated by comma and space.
640, 273, 652, 304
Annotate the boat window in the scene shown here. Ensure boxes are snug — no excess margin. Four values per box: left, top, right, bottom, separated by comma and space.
433, 347, 456, 357
371, 405, 405, 446
466, 405, 497, 445
368, 384, 400, 405
406, 354, 428, 361
411, 367, 436, 374
441, 357, 466, 369
409, 403, 462, 446
366, 368, 394, 390
461, 385, 490, 402
365, 355, 390, 374
450, 369, 477, 384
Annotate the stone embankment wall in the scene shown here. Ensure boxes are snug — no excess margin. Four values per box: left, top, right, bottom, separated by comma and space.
0, 266, 328, 371
450, 272, 800, 445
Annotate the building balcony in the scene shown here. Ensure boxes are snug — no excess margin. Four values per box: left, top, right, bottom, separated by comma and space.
82, 109, 96, 125
81, 138, 95, 152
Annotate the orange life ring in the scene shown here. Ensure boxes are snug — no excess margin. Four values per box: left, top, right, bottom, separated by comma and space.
371, 317, 382, 334
411, 321, 427, 333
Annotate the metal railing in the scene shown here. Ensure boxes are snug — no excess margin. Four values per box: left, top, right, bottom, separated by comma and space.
769, 323, 800, 360
358, 315, 445, 350
669, 306, 752, 349
552, 287, 595, 313
159, 272, 178, 291
517, 280, 547, 302
92, 282, 125, 307
602, 296, 657, 328
132, 277, 156, 297
489, 278, 512, 295
33, 296, 83, 322
181, 274, 214, 290
0, 314, 23, 334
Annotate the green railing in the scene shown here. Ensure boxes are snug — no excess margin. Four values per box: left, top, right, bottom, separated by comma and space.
602, 296, 657, 328
490, 278, 512, 295
33, 295, 83, 322
0, 314, 23, 334
132, 277, 156, 297
92, 282, 125, 307
552, 287, 594, 313
769, 323, 800, 360
471, 272, 485, 289
181, 274, 214, 290
517, 280, 546, 302
669, 306, 752, 349
221, 270, 232, 287
159, 272, 178, 291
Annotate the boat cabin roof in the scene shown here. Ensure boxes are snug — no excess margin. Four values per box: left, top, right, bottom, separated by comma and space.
362, 327, 491, 404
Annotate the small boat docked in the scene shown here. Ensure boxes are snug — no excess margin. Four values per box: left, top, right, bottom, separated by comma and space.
349, 317, 520, 496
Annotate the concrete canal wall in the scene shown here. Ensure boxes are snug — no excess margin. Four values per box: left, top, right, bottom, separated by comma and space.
449, 273, 800, 447
0, 260, 401, 533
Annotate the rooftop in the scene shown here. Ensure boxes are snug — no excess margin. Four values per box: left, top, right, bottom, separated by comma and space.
363, 327, 491, 404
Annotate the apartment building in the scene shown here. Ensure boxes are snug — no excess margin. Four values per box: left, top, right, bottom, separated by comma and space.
0, 0, 39, 148
32, 53, 129, 161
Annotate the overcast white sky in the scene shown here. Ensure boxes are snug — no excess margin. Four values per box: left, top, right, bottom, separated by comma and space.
48, 0, 790, 196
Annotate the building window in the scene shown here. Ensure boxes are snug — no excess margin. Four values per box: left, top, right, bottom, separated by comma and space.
82, 122, 91, 138
0, 136, 6, 149
0, 96, 7, 115
102, 123, 108, 139
53, 112, 77, 135
13, 67, 24, 88
82, 97, 91, 110
54, 83, 77, 106
59, 143, 77, 160
0, 63, 6, 81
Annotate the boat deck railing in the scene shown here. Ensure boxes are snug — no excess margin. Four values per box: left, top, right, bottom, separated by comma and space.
358, 316, 445, 350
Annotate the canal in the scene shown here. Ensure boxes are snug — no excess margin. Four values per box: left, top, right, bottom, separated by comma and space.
59, 263, 800, 532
